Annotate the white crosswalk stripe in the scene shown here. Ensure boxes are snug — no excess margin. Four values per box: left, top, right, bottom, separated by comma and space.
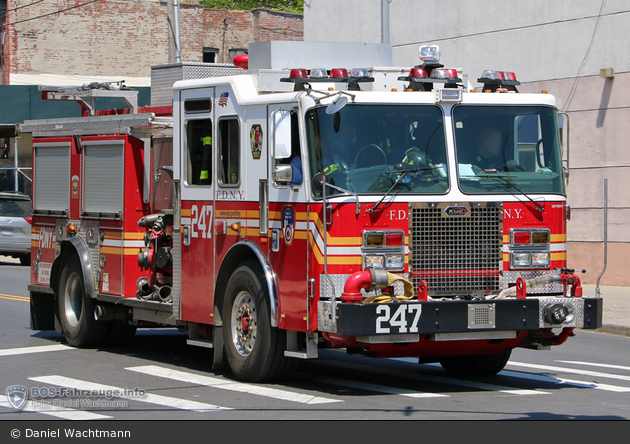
127, 365, 342, 404
0, 395, 111, 420
296, 373, 449, 398
555, 361, 630, 372
29, 375, 232, 412
0, 344, 75, 357
507, 361, 630, 384
500, 369, 630, 393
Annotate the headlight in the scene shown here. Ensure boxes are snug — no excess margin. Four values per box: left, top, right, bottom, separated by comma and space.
511, 252, 531, 267
365, 255, 385, 269
385, 254, 404, 270
531, 252, 550, 267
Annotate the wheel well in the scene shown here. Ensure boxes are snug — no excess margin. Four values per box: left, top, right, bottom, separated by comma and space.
214, 243, 272, 327
50, 242, 77, 297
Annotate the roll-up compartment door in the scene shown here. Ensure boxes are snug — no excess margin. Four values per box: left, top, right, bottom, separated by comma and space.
82, 140, 124, 217
33, 142, 71, 214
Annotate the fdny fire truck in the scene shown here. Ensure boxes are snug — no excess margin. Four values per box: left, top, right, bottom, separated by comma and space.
24, 42, 602, 382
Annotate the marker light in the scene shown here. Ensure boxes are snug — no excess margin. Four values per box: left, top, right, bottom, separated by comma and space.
385, 232, 404, 246
330, 68, 348, 78
430, 68, 458, 80
419, 45, 440, 63
349, 68, 369, 78
513, 231, 531, 244
289, 68, 308, 78
310, 68, 328, 78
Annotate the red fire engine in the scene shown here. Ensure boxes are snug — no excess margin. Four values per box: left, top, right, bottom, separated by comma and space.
24, 42, 602, 382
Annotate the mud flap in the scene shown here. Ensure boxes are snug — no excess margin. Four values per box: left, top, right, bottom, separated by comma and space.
212, 325, 226, 370
29, 292, 55, 331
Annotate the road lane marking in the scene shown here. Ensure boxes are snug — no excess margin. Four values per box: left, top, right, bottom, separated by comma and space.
0, 293, 29, 302
0, 395, 111, 420
127, 365, 342, 405
296, 372, 449, 398
556, 361, 630, 372
29, 375, 232, 412
500, 369, 630, 393
508, 361, 630, 383
0, 344, 75, 357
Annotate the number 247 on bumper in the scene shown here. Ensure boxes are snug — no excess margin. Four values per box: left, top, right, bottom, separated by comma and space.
376, 304, 422, 334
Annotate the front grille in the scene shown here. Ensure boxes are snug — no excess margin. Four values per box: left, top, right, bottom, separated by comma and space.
409, 203, 502, 295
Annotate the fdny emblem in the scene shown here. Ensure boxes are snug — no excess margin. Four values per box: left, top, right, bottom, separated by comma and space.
444, 205, 469, 217
6, 385, 28, 411
250, 124, 263, 160
282, 206, 295, 245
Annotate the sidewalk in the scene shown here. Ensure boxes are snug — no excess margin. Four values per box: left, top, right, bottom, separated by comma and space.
582, 284, 630, 337
2, 256, 628, 336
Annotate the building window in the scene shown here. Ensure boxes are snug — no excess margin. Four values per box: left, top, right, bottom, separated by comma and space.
203, 47, 218, 63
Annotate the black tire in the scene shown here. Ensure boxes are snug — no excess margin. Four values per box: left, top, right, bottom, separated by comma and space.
439, 348, 512, 376
222, 261, 295, 382
19, 254, 30, 266
58, 255, 107, 347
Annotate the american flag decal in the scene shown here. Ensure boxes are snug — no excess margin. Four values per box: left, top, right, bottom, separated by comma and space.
219, 92, 229, 107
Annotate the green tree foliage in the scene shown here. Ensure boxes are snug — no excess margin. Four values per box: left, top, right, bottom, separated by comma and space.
199, 1, 303, 14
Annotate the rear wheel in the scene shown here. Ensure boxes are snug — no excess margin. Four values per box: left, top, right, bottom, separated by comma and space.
439, 348, 512, 376
222, 261, 295, 382
58, 255, 107, 347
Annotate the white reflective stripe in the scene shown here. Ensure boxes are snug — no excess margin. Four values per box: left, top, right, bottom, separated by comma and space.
181, 217, 191, 224
100, 239, 144, 248
503, 243, 566, 253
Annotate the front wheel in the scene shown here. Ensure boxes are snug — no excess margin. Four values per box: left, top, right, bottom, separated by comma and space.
57, 255, 107, 347
222, 261, 295, 382
439, 348, 512, 376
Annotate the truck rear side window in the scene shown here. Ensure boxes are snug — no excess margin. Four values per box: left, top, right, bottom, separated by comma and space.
185, 119, 213, 186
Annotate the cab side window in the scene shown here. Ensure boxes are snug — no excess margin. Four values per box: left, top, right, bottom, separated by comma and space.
218, 117, 240, 186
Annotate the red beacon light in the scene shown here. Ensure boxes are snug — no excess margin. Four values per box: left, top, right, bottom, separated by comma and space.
408, 67, 428, 78
330, 68, 349, 78
289, 68, 308, 79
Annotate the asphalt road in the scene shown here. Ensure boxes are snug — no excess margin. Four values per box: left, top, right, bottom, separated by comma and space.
1, 257, 629, 424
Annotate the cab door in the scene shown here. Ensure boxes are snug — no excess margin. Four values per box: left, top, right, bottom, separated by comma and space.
267, 105, 310, 332
179, 89, 215, 324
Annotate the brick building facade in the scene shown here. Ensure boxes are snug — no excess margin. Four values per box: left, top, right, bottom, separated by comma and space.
0, 0, 303, 84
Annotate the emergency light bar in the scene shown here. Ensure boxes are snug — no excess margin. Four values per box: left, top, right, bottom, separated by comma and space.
398, 66, 462, 91
477, 70, 521, 92
280, 68, 375, 91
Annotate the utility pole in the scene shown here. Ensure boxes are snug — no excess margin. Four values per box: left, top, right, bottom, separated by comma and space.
167, 0, 181, 64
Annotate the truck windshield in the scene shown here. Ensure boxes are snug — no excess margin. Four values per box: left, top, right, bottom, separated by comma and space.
453, 105, 565, 195
306, 104, 448, 196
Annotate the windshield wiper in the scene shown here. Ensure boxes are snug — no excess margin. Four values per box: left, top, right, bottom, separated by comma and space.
465, 174, 544, 211
368, 167, 437, 213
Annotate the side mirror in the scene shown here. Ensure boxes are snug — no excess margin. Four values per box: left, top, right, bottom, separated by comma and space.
273, 164, 293, 184
312, 172, 326, 194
